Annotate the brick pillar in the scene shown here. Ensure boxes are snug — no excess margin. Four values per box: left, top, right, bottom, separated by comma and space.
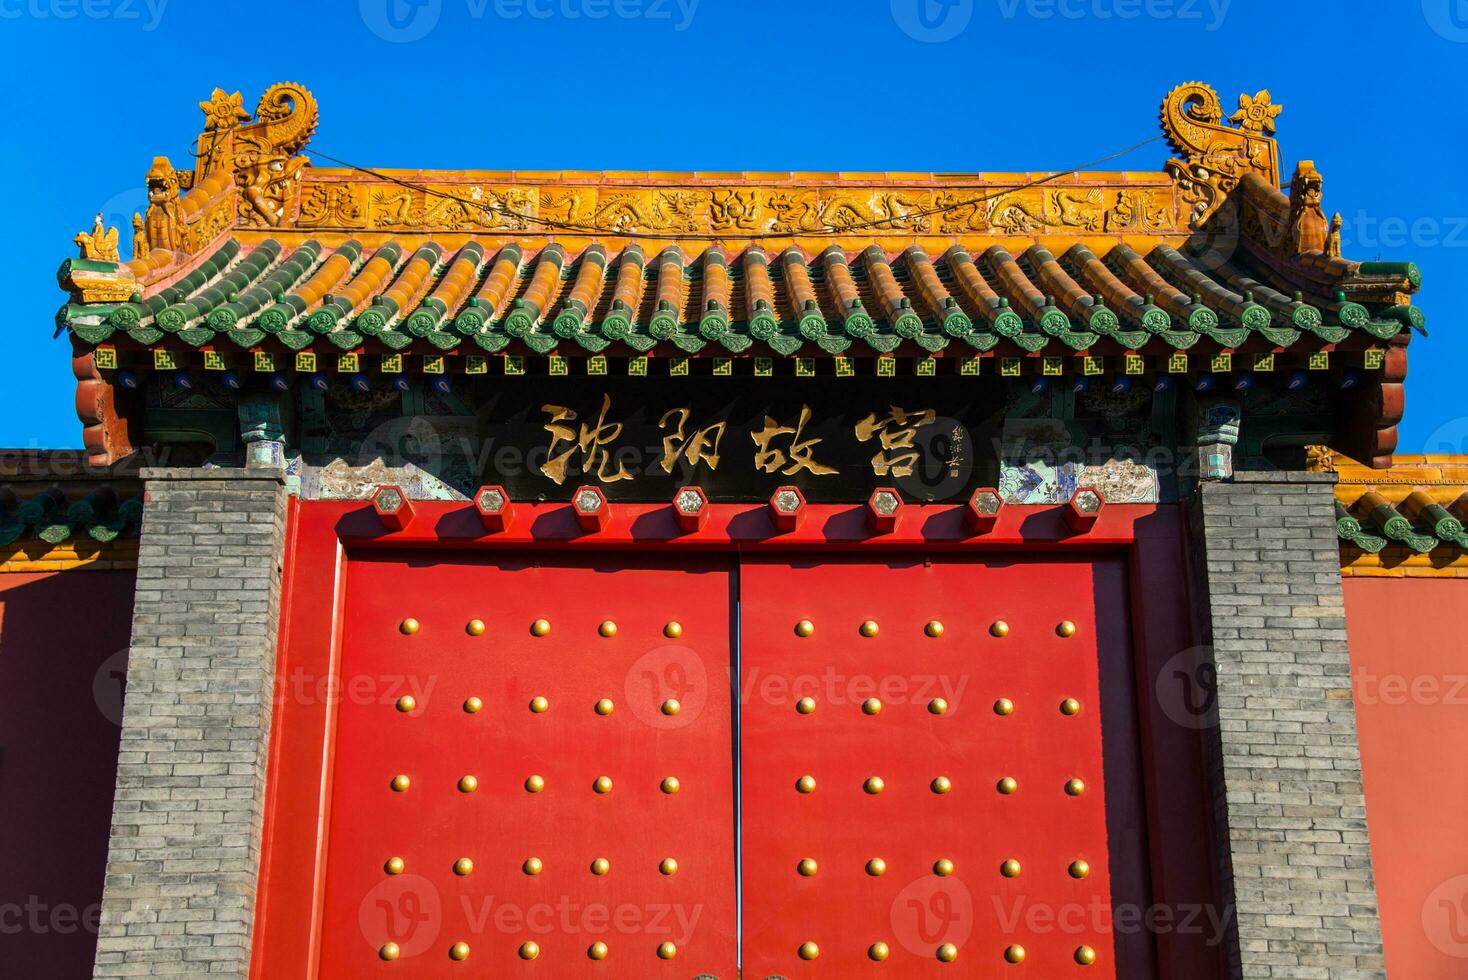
92, 468, 287, 977
1193, 472, 1385, 978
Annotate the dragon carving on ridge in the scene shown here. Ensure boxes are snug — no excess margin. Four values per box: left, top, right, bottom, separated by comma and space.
1159, 82, 1282, 229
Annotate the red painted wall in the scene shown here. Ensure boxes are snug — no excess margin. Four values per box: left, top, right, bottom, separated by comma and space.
1345, 577, 1468, 979
0, 570, 134, 978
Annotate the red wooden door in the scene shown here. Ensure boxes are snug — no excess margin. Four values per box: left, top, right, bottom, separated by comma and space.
739, 556, 1120, 978
312, 549, 1131, 978
319, 553, 739, 978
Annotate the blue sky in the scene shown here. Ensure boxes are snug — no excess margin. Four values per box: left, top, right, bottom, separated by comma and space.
2, 0, 1464, 455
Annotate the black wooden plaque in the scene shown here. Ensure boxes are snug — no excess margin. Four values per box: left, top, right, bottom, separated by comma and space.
469, 375, 1008, 503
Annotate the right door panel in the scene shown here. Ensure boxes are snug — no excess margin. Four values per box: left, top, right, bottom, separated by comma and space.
740, 555, 1122, 978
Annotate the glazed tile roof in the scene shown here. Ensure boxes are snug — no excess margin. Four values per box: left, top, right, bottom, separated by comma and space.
1310, 450, 1468, 576
0, 451, 142, 550
59, 237, 1418, 359
0, 485, 141, 546
52, 82, 1425, 464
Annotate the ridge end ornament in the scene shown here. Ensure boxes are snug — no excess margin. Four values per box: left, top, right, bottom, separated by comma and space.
1160, 82, 1282, 229
188, 83, 319, 230
143, 156, 185, 254
74, 213, 120, 262
1288, 160, 1328, 254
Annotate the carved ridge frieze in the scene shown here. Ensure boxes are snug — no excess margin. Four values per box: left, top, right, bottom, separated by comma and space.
277, 176, 1183, 239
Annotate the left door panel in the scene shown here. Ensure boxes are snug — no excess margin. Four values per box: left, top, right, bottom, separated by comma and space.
318, 552, 739, 979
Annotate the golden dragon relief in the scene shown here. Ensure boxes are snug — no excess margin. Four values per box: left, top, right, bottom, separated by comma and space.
247, 179, 1184, 238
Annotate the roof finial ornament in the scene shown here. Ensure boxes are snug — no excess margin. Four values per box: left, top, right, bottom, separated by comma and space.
228, 83, 319, 228
74, 212, 119, 262
1327, 212, 1343, 258
1160, 82, 1283, 229
1230, 89, 1283, 135
198, 88, 251, 132
1288, 161, 1328, 254
144, 157, 184, 255
130, 213, 148, 262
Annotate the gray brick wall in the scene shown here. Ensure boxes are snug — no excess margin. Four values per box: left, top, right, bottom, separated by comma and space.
1194, 472, 1384, 979
92, 468, 287, 977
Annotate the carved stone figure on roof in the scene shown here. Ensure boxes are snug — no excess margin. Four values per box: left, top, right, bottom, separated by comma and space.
236, 150, 309, 227
131, 213, 148, 261
74, 213, 119, 262
1289, 160, 1327, 254
144, 156, 185, 253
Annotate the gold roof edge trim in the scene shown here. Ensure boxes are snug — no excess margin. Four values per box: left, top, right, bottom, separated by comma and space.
1309, 449, 1468, 492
